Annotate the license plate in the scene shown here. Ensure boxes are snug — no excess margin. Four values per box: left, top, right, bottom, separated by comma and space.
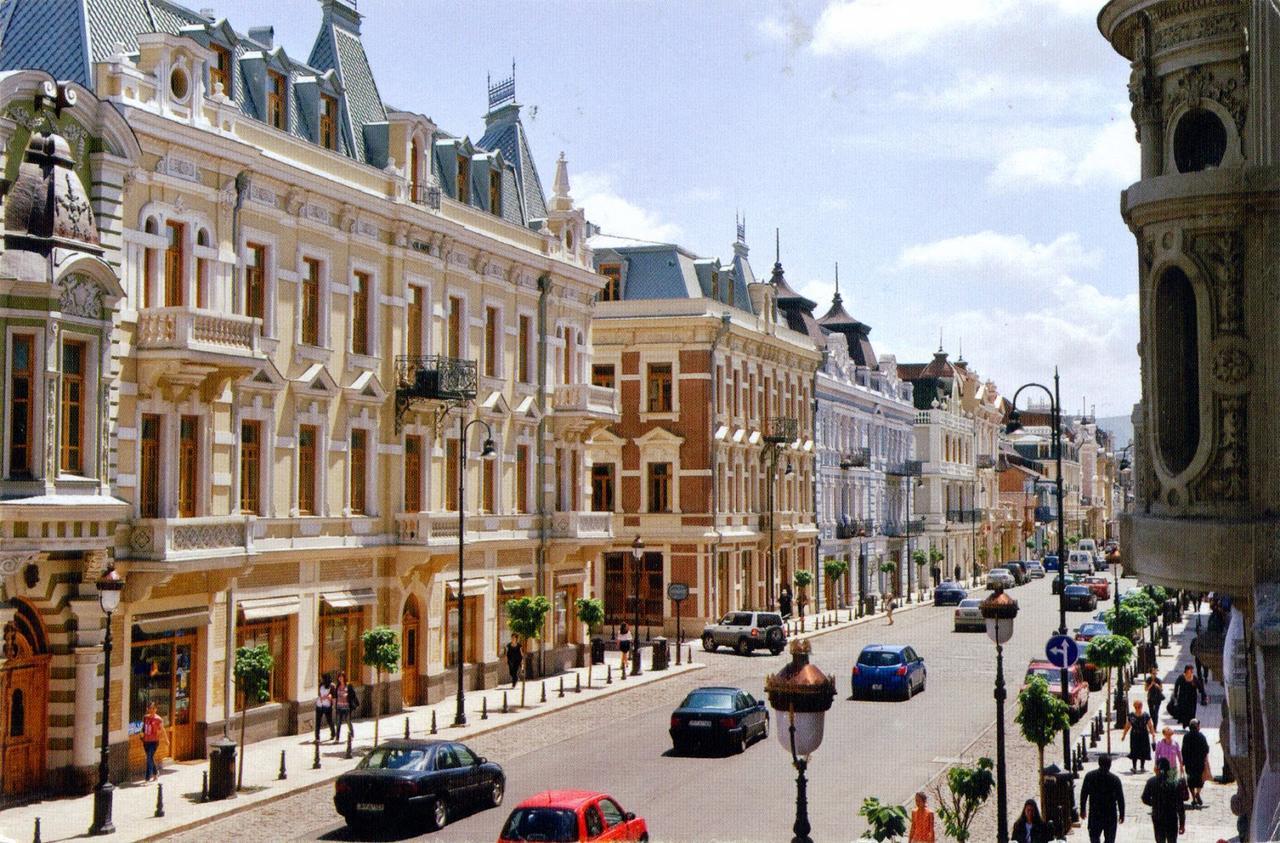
356, 803, 384, 812
872, 684, 882, 690
690, 720, 712, 727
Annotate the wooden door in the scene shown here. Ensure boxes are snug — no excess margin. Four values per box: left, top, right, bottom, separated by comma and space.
401, 599, 420, 707
0, 654, 50, 796
169, 637, 196, 760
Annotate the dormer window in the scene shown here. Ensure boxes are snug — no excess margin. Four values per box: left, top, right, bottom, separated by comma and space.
711, 271, 720, 302
210, 44, 232, 95
456, 154, 470, 204
489, 169, 501, 216
320, 94, 338, 150
410, 138, 422, 201
600, 263, 621, 302
268, 71, 287, 130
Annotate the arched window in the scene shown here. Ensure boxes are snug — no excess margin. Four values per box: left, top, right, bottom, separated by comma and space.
1173, 109, 1227, 174
1154, 267, 1200, 475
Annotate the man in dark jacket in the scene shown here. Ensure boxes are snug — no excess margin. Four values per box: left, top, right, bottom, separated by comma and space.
1181, 719, 1211, 807
1171, 664, 1205, 728
1080, 754, 1125, 843
1141, 757, 1186, 843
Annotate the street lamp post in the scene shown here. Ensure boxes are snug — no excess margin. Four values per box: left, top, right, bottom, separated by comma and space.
1006, 368, 1071, 772
764, 417, 797, 611
981, 587, 1019, 843
453, 417, 496, 728
765, 640, 836, 843
90, 564, 125, 836
630, 536, 644, 676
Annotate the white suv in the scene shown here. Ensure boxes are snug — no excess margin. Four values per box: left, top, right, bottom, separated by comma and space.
701, 611, 787, 656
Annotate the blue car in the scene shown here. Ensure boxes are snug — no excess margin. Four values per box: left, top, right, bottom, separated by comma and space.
850, 644, 927, 701
1044, 555, 1060, 572
933, 581, 967, 606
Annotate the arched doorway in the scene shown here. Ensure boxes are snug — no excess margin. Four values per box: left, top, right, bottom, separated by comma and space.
1, 599, 50, 796
401, 597, 420, 707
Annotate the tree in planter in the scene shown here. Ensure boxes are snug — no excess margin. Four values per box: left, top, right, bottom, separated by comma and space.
1068, 533, 1081, 548
793, 569, 813, 623
931, 756, 995, 842
1104, 601, 1147, 644
574, 597, 605, 686
912, 549, 928, 600
823, 558, 849, 608
878, 559, 897, 606
977, 546, 989, 572
233, 644, 273, 790
1086, 634, 1135, 754
361, 626, 401, 747
506, 595, 552, 707
1015, 675, 1071, 810
859, 796, 908, 841
928, 546, 945, 582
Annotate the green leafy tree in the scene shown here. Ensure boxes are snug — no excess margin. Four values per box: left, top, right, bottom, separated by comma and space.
932, 757, 995, 843
928, 547, 944, 565
1086, 634, 1135, 753
1104, 601, 1147, 643
1016, 675, 1072, 809
233, 644, 273, 789
1068, 533, 1082, 547
911, 549, 928, 567
1121, 590, 1160, 626
361, 626, 401, 746
506, 595, 552, 706
574, 597, 605, 686
859, 796, 908, 841
1143, 585, 1169, 604
823, 558, 850, 607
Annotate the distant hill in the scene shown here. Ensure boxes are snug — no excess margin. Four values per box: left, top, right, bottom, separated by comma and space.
1096, 415, 1133, 449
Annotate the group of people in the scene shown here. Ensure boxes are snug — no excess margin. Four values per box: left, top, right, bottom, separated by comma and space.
314, 671, 360, 743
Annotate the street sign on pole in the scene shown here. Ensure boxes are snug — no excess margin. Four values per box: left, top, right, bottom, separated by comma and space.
668, 583, 689, 660
1045, 635, 1080, 669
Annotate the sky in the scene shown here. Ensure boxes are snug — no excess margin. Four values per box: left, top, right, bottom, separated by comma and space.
207, 0, 1140, 417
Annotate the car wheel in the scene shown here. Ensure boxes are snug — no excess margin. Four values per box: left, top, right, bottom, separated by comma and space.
735, 732, 747, 754
769, 644, 785, 656
490, 776, 505, 808
736, 637, 752, 656
702, 632, 717, 652
760, 717, 769, 741
900, 683, 912, 702
428, 796, 449, 831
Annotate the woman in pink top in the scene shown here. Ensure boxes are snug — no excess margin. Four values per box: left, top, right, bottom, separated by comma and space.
1155, 725, 1184, 773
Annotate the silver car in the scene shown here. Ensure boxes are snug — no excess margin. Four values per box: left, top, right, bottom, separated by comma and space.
986, 568, 1016, 590
701, 611, 787, 656
954, 598, 985, 632
1024, 561, 1045, 579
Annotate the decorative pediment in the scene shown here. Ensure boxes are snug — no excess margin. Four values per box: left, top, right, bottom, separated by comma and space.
240, 359, 286, 392
55, 272, 106, 319
635, 426, 683, 462
514, 395, 542, 420
292, 362, 338, 396
478, 390, 511, 416
345, 371, 386, 404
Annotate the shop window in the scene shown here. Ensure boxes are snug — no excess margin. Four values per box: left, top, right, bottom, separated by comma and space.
592, 364, 615, 389
178, 416, 198, 517
319, 605, 364, 680
130, 627, 195, 760
351, 271, 371, 356
599, 263, 621, 302
298, 425, 317, 515
648, 462, 671, 513
300, 257, 320, 345
237, 614, 289, 703
592, 464, 614, 512
61, 340, 85, 475
444, 596, 480, 666
239, 420, 261, 514
554, 589, 569, 647
404, 434, 422, 513
164, 221, 184, 307
8, 334, 33, 478
1154, 267, 1200, 475
245, 243, 267, 320
1173, 108, 1227, 174
647, 363, 673, 412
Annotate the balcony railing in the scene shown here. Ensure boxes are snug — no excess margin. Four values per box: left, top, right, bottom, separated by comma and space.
977, 454, 996, 469
946, 508, 982, 523
885, 460, 923, 477
840, 448, 871, 469
552, 383, 620, 416
411, 183, 442, 209
124, 515, 253, 559
550, 511, 614, 539
764, 416, 799, 444
136, 307, 262, 355
395, 355, 478, 430
879, 518, 927, 537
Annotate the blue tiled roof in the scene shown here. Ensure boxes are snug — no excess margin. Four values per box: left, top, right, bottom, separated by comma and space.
0, 0, 91, 85
318, 26, 385, 163
479, 103, 547, 222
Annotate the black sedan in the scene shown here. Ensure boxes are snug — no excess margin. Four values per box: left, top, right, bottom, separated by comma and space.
1063, 583, 1099, 612
1052, 573, 1083, 595
334, 739, 504, 831
933, 581, 967, 606
670, 686, 768, 754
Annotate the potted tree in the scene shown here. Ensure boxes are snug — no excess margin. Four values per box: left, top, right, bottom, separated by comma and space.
823, 558, 849, 611
878, 559, 897, 611
361, 626, 401, 746
859, 796, 908, 841
912, 549, 927, 601
233, 643, 273, 790
1086, 634, 1135, 753
1015, 675, 1071, 810
574, 597, 605, 687
793, 569, 813, 628
932, 757, 994, 842
506, 595, 552, 707
928, 547, 945, 582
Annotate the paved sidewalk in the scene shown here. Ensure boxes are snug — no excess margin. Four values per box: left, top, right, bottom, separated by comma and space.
0, 598, 924, 843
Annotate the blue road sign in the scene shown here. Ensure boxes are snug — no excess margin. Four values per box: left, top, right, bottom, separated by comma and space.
1045, 635, 1080, 669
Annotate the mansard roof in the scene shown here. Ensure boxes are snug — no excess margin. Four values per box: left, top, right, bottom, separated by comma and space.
307, 0, 386, 164
817, 290, 877, 369
478, 101, 547, 223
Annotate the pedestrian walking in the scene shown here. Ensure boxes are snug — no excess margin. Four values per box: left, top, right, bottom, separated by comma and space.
617, 622, 632, 671
1122, 699, 1156, 772
954, 563, 962, 583
884, 589, 895, 625
1171, 665, 1205, 729
1010, 798, 1052, 843
1155, 726, 1183, 773
1080, 754, 1126, 843
315, 672, 336, 742
1141, 757, 1187, 843
1181, 720, 1211, 807
1145, 671, 1165, 723
779, 587, 793, 620
908, 791, 935, 842
505, 634, 523, 687
333, 671, 355, 743
141, 701, 167, 782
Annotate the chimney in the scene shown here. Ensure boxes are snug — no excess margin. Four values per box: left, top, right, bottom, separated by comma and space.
248, 26, 274, 48
200, 7, 216, 21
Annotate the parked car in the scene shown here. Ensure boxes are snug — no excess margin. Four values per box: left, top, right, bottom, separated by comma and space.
1024, 660, 1090, 721
986, 568, 1016, 590
933, 581, 968, 606
1063, 583, 1099, 612
1067, 551, 1094, 575
669, 686, 768, 755
1093, 553, 1108, 572
499, 790, 648, 842
1082, 576, 1111, 601
1052, 573, 1083, 595
1074, 620, 1109, 642
851, 644, 927, 700
953, 598, 985, 632
334, 740, 504, 831
701, 611, 786, 656
1024, 561, 1045, 579
1044, 554, 1060, 572
1002, 562, 1027, 584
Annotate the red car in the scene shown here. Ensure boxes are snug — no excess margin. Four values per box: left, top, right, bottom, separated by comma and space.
498, 790, 649, 842
1082, 576, 1111, 601
1024, 660, 1090, 721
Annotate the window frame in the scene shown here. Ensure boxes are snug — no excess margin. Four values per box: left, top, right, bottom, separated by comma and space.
483, 305, 499, 378
599, 263, 621, 302
245, 241, 268, 321
349, 427, 368, 515
351, 269, 371, 357
320, 94, 338, 150
177, 415, 198, 518
239, 419, 262, 515
515, 443, 529, 514
60, 338, 87, 476
646, 363, 674, 413
403, 433, 423, 513
517, 314, 531, 383
456, 154, 471, 204
236, 614, 290, 704
300, 256, 321, 347
591, 364, 615, 389
139, 414, 162, 518
209, 43, 232, 95
267, 70, 288, 131
297, 424, 318, 515
163, 220, 185, 307
7, 332, 36, 479
591, 463, 615, 513
406, 284, 425, 357
647, 461, 672, 513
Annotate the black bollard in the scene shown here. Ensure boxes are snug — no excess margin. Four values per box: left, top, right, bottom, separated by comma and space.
312, 739, 320, 770
482, 697, 488, 720
559, 676, 565, 698
540, 681, 547, 703
405, 717, 410, 739
503, 691, 509, 713
576, 673, 581, 693
203, 769, 211, 799
278, 749, 287, 780
33, 817, 40, 843
346, 727, 353, 760
431, 710, 437, 734
606, 664, 613, 684
155, 783, 165, 818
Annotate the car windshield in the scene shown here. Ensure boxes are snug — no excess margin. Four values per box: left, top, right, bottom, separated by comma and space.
858, 650, 902, 666
357, 747, 428, 771
501, 808, 579, 842
1027, 668, 1063, 685
959, 599, 982, 608
1066, 586, 1088, 594
680, 692, 736, 711
1080, 623, 1107, 636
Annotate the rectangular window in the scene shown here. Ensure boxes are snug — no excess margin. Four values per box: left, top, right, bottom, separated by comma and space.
61, 340, 85, 475
710, 271, 720, 302
447, 296, 462, 358
445, 440, 460, 511
319, 605, 364, 680
410, 139, 422, 201
646, 363, 673, 413
297, 425, 317, 515
209, 44, 232, 95
555, 447, 565, 512
444, 596, 479, 667
178, 416, 198, 517
237, 616, 289, 704
515, 444, 529, 514
140, 415, 161, 518
599, 263, 621, 302
648, 462, 671, 513
517, 315, 531, 382
164, 220, 184, 307
239, 420, 261, 514
320, 94, 338, 150
484, 306, 498, 378
591, 364, 615, 389
456, 155, 470, 204
300, 256, 319, 346
9, 335, 33, 478
489, 169, 502, 216
481, 457, 495, 513
407, 286, 423, 357
268, 70, 287, 130
404, 434, 422, 513
592, 464, 614, 512
350, 429, 367, 514
245, 243, 267, 320
733, 370, 740, 417
351, 271, 370, 355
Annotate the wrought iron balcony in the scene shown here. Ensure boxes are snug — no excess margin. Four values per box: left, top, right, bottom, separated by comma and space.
395, 355, 478, 430
412, 183, 442, 209
885, 460, 923, 477
835, 518, 877, 539
764, 415, 799, 444
879, 518, 926, 537
840, 448, 871, 469
977, 454, 997, 469
946, 508, 982, 523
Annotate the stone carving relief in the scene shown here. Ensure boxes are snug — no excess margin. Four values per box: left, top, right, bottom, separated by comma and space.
44, 377, 57, 477
154, 153, 200, 182
57, 273, 104, 319
1168, 63, 1249, 132
1211, 342, 1252, 390
1190, 230, 1244, 334
56, 171, 94, 242
1191, 395, 1247, 502
250, 184, 277, 208
1153, 12, 1240, 53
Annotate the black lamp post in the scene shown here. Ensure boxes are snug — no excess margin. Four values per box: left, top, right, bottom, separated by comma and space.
90, 563, 124, 836
630, 536, 644, 676
1006, 369, 1070, 772
1113, 442, 1134, 597
765, 641, 835, 843
453, 417, 496, 728
980, 587, 1019, 843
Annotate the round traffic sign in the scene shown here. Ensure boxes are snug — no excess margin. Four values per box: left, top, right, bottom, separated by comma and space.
1045, 634, 1080, 669
667, 582, 689, 602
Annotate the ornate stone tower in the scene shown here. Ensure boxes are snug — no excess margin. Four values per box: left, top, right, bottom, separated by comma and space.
1099, 2, 1279, 838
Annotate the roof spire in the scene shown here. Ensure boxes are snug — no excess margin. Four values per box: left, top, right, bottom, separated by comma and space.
832, 262, 842, 306
775, 228, 781, 266
938, 328, 943, 353
736, 211, 745, 244
549, 151, 572, 211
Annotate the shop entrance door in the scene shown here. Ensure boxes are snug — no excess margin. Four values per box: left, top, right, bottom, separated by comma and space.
401, 598, 420, 707
0, 603, 49, 797
130, 629, 197, 770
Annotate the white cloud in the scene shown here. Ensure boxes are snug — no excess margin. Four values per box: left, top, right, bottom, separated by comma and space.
988, 119, 1138, 191
892, 73, 1109, 117
574, 171, 682, 243
810, 0, 1017, 56
896, 230, 1100, 283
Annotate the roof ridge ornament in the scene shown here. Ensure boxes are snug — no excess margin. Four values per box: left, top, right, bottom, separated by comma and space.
488, 59, 517, 111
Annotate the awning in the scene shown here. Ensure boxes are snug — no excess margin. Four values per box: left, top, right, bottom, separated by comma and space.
320, 588, 377, 609
554, 571, 588, 586
133, 607, 211, 634
238, 595, 301, 621
446, 578, 488, 598
498, 575, 533, 592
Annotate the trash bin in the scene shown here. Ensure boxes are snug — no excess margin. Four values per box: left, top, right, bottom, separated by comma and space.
1040, 763, 1075, 837
591, 637, 605, 665
208, 735, 237, 801
650, 637, 668, 671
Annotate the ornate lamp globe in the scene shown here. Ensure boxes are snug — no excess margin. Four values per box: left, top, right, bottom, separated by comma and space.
96, 563, 124, 614
765, 640, 836, 757
980, 587, 1019, 645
